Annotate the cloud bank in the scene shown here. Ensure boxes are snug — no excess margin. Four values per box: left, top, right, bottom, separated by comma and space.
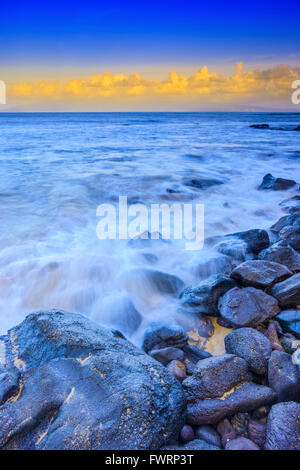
6, 63, 300, 110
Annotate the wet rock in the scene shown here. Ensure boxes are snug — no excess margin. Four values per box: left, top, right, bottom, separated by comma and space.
279, 195, 300, 214
183, 354, 275, 425
142, 269, 185, 296
231, 260, 292, 290
271, 273, 300, 307
248, 419, 266, 448
103, 296, 142, 336
265, 402, 300, 450
259, 173, 296, 191
279, 224, 300, 252
182, 177, 224, 190
195, 254, 233, 279
264, 321, 285, 352
182, 344, 212, 365
162, 439, 220, 450
225, 437, 260, 450
0, 311, 186, 450
250, 124, 269, 129
180, 425, 195, 444
216, 238, 247, 261
258, 241, 300, 273
142, 322, 188, 353
276, 310, 300, 339
218, 287, 280, 328
149, 347, 184, 366
268, 350, 300, 402
180, 274, 236, 316
231, 412, 250, 438
167, 360, 187, 383
229, 229, 270, 255
0, 368, 20, 405
280, 333, 300, 353
251, 405, 271, 420
217, 418, 237, 447
224, 328, 272, 375
195, 425, 221, 448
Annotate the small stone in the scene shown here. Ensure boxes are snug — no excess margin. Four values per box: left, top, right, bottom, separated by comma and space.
231, 412, 250, 438
195, 425, 221, 448
268, 350, 300, 402
149, 347, 184, 366
265, 402, 300, 450
167, 360, 187, 383
264, 321, 285, 352
276, 310, 300, 339
224, 328, 272, 375
231, 260, 292, 289
271, 273, 300, 307
225, 437, 260, 450
180, 425, 195, 444
252, 405, 271, 420
248, 419, 267, 448
217, 419, 237, 448
279, 223, 300, 252
259, 173, 296, 191
218, 287, 279, 328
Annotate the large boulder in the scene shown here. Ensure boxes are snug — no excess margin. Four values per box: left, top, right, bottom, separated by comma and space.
268, 350, 300, 402
183, 355, 275, 425
276, 309, 300, 339
258, 241, 300, 272
218, 287, 280, 328
258, 173, 296, 191
231, 260, 292, 289
0, 311, 186, 450
224, 328, 272, 375
264, 402, 300, 450
180, 274, 236, 316
271, 273, 300, 307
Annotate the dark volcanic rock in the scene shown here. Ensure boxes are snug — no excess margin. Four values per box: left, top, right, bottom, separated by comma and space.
276, 309, 300, 339
248, 419, 266, 448
265, 402, 300, 450
162, 439, 220, 450
217, 419, 237, 447
271, 273, 300, 307
195, 425, 221, 448
180, 274, 236, 316
183, 354, 275, 425
232, 229, 270, 254
0, 368, 20, 405
0, 311, 186, 450
224, 328, 272, 375
141, 269, 184, 296
258, 241, 300, 272
142, 322, 188, 353
216, 238, 247, 261
259, 173, 296, 190
183, 344, 212, 365
182, 177, 224, 190
268, 350, 300, 402
231, 260, 292, 289
195, 254, 233, 279
279, 224, 300, 252
218, 287, 280, 328
225, 437, 260, 450
250, 124, 269, 129
149, 347, 184, 366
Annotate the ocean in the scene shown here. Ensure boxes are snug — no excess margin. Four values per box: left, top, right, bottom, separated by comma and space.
0, 112, 299, 341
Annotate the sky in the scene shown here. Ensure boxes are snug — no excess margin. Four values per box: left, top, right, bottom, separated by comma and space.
1, 0, 300, 111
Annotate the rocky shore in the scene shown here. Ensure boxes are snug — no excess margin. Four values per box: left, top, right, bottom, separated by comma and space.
0, 173, 300, 450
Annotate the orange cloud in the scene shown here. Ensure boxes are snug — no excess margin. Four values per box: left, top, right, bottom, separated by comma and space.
7, 63, 300, 107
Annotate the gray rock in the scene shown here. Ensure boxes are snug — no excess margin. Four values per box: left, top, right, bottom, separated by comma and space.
142, 322, 188, 353
224, 328, 272, 375
183, 354, 275, 425
149, 347, 184, 366
276, 309, 300, 339
225, 437, 260, 450
258, 241, 300, 272
180, 274, 236, 316
231, 260, 292, 289
271, 273, 300, 307
218, 287, 280, 328
259, 173, 296, 191
0, 310, 186, 450
195, 425, 221, 448
265, 402, 300, 450
268, 350, 300, 402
